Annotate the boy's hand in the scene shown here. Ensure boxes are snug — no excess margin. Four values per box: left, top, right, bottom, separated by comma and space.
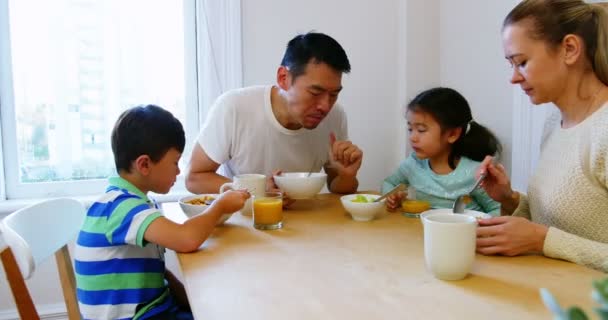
212, 190, 250, 213
386, 191, 407, 212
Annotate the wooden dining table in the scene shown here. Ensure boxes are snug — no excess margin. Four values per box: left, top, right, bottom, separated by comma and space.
163, 193, 605, 320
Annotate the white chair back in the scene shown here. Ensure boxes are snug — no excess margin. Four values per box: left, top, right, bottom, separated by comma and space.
1, 198, 85, 320
0, 198, 85, 279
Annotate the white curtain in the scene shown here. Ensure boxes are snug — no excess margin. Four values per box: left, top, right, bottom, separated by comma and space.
195, 0, 243, 124
510, 89, 551, 192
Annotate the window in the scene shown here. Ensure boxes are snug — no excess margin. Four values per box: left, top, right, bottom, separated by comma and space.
0, 0, 199, 199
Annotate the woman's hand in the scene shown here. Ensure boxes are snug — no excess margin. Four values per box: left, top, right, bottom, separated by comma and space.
385, 191, 407, 212
477, 156, 514, 203
476, 216, 548, 256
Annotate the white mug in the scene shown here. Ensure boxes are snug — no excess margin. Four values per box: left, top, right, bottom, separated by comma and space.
220, 174, 266, 216
422, 213, 477, 280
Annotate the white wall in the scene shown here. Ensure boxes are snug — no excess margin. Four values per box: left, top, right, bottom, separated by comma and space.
402, 0, 441, 158
439, 0, 515, 173
242, 0, 407, 191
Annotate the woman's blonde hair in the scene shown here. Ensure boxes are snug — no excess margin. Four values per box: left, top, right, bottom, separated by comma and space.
504, 0, 608, 85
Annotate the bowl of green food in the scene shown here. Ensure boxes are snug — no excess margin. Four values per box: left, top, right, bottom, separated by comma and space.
340, 194, 385, 221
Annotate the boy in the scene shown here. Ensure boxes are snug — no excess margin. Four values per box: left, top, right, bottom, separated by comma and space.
74, 105, 249, 319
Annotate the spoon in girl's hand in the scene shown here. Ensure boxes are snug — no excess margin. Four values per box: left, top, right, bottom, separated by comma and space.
374, 184, 406, 203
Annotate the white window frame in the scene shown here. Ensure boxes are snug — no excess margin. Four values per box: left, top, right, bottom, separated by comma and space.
0, 0, 12, 201
0, 0, 243, 201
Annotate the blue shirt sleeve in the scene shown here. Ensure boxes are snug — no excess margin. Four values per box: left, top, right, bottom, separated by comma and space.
471, 189, 501, 216
382, 159, 410, 194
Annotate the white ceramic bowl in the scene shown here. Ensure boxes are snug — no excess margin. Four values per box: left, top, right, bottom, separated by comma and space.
420, 208, 492, 222
340, 194, 385, 222
178, 194, 232, 225
273, 172, 327, 199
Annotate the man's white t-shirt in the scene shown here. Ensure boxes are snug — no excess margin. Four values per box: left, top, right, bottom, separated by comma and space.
197, 85, 348, 178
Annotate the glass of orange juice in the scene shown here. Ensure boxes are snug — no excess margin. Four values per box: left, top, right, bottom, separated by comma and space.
253, 191, 283, 230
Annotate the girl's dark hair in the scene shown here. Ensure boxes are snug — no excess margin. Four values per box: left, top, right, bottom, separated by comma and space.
407, 87, 502, 169
111, 104, 185, 173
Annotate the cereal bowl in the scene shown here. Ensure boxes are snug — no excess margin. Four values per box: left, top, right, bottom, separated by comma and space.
273, 172, 327, 199
340, 194, 385, 222
178, 194, 232, 225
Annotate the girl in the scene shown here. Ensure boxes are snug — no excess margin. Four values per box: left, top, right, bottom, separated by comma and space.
382, 87, 502, 215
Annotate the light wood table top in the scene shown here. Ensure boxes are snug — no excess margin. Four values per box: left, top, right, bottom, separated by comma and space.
164, 194, 604, 320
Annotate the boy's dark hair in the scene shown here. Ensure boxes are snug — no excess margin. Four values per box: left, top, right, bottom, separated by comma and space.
111, 104, 185, 173
407, 87, 502, 169
280, 32, 351, 81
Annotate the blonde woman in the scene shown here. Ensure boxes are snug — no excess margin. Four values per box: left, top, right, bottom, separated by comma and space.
477, 0, 608, 272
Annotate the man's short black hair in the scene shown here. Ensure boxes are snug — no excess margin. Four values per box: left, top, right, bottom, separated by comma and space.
111, 104, 185, 173
280, 32, 351, 81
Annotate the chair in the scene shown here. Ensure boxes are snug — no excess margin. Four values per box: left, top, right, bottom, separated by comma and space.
1, 198, 86, 320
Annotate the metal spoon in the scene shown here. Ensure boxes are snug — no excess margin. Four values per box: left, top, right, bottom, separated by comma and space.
306, 158, 317, 177
452, 173, 486, 213
374, 184, 406, 203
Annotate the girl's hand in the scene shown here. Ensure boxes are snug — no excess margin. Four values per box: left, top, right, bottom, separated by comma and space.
477, 156, 514, 203
476, 216, 548, 256
213, 189, 250, 213
385, 191, 407, 212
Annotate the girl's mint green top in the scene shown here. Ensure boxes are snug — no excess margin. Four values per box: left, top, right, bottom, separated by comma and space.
382, 154, 500, 215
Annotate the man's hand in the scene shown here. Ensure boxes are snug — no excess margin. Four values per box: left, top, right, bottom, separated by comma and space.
328, 132, 363, 177
267, 169, 296, 208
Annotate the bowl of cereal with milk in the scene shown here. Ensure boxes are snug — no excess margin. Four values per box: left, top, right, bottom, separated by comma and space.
178, 194, 232, 225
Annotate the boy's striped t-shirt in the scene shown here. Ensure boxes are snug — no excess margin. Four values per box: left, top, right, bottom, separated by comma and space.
75, 177, 170, 320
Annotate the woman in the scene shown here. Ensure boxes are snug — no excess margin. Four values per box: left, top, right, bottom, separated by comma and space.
476, 0, 608, 272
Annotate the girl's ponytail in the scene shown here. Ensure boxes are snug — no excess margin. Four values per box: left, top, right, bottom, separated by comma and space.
451, 120, 502, 167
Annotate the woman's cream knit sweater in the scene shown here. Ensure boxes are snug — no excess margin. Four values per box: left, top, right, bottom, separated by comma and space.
514, 105, 608, 272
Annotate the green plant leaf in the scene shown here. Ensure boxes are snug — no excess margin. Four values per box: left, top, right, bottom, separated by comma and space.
566, 307, 589, 320
541, 288, 566, 318
593, 278, 608, 305
595, 307, 608, 320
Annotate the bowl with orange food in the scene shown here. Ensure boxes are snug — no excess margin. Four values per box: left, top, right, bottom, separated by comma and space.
178, 194, 232, 225
401, 199, 432, 218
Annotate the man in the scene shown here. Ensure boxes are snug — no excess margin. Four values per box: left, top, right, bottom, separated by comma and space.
186, 32, 363, 200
